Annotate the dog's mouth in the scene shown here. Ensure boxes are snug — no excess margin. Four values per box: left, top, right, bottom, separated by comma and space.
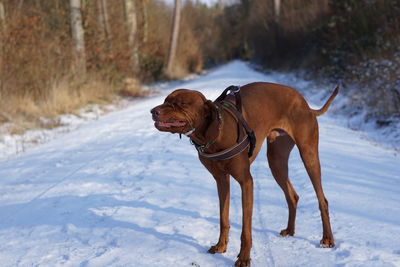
154, 119, 187, 129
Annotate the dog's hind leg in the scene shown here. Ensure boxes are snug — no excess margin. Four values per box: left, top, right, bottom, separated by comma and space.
295, 119, 335, 248
267, 134, 299, 236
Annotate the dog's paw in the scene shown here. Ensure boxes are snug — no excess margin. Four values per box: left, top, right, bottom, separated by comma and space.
320, 238, 335, 248
235, 247, 251, 267
235, 258, 251, 267
208, 244, 227, 254
279, 228, 295, 237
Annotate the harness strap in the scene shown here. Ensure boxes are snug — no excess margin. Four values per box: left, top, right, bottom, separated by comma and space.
220, 100, 256, 158
192, 85, 256, 160
215, 85, 242, 112
195, 129, 250, 160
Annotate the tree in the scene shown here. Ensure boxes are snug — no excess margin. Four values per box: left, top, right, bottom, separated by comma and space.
165, 0, 181, 77
97, 0, 112, 44
0, 0, 5, 91
140, 0, 148, 44
123, 0, 140, 75
273, 0, 282, 51
0, 0, 5, 30
69, 0, 87, 76
273, 0, 281, 25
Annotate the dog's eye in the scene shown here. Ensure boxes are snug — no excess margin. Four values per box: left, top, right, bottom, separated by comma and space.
180, 102, 189, 106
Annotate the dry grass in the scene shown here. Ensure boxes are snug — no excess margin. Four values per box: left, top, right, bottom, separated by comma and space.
119, 78, 149, 97
45, 76, 116, 114
0, 74, 137, 134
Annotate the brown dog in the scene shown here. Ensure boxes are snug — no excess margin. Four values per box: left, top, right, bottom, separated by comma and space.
151, 82, 338, 267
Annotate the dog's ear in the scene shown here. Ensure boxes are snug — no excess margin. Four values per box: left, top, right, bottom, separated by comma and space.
204, 100, 214, 117
204, 100, 220, 142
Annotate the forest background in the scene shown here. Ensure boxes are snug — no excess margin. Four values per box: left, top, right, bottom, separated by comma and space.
0, 0, 399, 134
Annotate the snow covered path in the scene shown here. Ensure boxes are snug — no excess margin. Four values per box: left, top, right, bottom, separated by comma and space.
0, 61, 399, 267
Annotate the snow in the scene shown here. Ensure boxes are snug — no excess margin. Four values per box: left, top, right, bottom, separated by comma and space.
0, 61, 399, 267
0, 103, 120, 160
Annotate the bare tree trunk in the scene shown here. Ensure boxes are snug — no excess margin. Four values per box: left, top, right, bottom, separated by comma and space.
97, 0, 111, 42
101, 0, 112, 52
165, 0, 181, 77
140, 0, 148, 44
0, 0, 5, 31
273, 0, 282, 53
69, 0, 87, 76
0, 0, 5, 91
123, 0, 139, 75
273, 0, 281, 25
17, 0, 23, 12
97, 0, 106, 41
101, 0, 111, 39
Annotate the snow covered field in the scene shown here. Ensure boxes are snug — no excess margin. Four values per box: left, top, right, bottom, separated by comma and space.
0, 61, 399, 267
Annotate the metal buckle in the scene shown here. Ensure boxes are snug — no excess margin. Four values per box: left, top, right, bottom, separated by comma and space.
229, 86, 240, 95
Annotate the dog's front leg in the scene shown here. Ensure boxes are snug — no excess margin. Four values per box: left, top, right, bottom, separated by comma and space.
208, 173, 230, 254
233, 169, 253, 267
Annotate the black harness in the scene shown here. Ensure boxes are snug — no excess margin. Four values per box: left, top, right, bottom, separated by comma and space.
191, 86, 256, 160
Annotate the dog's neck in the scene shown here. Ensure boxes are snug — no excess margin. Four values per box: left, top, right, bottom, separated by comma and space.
187, 116, 216, 147
187, 105, 239, 154
184, 102, 217, 145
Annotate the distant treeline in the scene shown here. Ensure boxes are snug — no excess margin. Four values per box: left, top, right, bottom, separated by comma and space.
0, 0, 223, 99
0, 0, 227, 130
223, 0, 400, 119
0, 0, 399, 131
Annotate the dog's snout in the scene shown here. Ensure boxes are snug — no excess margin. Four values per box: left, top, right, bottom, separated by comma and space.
151, 107, 164, 122
151, 107, 160, 116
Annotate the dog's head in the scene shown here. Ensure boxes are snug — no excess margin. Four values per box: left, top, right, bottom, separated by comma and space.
151, 89, 218, 135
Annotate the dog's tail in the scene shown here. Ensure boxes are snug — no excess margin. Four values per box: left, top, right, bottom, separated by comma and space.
311, 85, 339, 116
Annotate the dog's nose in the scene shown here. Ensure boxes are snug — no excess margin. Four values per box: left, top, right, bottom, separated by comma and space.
151, 107, 160, 116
